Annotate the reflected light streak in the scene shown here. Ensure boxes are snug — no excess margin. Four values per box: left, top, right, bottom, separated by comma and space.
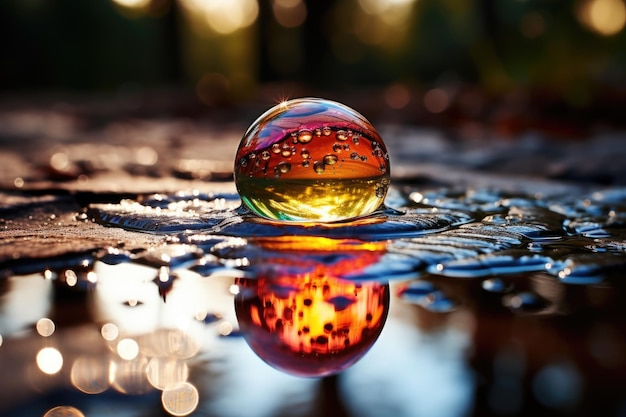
162, 382, 200, 416
37, 347, 64, 375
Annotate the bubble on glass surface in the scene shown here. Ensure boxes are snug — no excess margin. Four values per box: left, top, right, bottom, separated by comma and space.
234, 98, 391, 222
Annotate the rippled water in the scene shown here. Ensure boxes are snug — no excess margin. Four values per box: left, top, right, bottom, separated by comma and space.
85, 185, 626, 285
1, 184, 626, 416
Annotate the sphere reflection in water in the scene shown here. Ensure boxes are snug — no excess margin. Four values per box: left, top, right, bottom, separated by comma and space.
234, 98, 391, 222
235, 274, 389, 377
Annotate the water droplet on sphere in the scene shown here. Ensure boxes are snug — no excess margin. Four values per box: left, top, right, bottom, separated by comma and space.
324, 154, 339, 165
278, 162, 291, 174
314, 161, 326, 174
234, 98, 391, 222
298, 129, 313, 143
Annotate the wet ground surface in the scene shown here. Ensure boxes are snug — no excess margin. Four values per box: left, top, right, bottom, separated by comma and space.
1, 96, 626, 417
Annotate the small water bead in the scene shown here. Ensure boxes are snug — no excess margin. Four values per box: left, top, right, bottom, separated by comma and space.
234, 98, 391, 222
323, 154, 338, 165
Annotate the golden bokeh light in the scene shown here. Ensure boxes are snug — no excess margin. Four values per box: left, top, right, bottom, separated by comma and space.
272, 0, 307, 28
179, 0, 259, 35
111, 0, 151, 9
161, 382, 200, 416
578, 0, 626, 35
71, 356, 111, 394
43, 406, 86, 417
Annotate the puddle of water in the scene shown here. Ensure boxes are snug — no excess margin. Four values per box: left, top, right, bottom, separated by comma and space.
1, 185, 626, 416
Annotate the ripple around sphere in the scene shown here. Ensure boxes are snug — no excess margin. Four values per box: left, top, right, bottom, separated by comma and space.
234, 98, 391, 222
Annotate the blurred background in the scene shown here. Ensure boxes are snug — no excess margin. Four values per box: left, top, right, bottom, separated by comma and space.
1, 0, 626, 137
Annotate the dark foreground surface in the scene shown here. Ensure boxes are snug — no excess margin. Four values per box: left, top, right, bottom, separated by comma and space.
1, 95, 626, 417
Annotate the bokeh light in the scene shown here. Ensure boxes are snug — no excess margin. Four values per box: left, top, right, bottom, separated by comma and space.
384, 83, 411, 109
424, 88, 451, 114
36, 318, 56, 337
43, 406, 86, 417
71, 356, 111, 394
111, 0, 151, 9
578, 0, 626, 35
161, 382, 200, 416
101, 322, 120, 341
273, 0, 307, 28
117, 338, 140, 360
179, 0, 259, 35
36, 347, 64, 375
146, 357, 189, 390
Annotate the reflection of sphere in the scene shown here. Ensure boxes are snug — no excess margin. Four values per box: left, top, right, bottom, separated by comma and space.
234, 98, 391, 222
235, 275, 389, 377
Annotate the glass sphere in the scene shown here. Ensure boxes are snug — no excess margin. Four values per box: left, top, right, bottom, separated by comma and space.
234, 98, 391, 222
